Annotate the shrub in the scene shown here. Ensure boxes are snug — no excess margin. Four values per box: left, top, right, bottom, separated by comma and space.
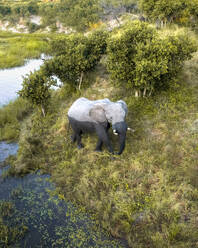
0, 5, 11, 16
139, 0, 198, 26
27, 22, 40, 33
18, 69, 57, 117
59, 0, 101, 31
44, 30, 108, 89
107, 21, 196, 96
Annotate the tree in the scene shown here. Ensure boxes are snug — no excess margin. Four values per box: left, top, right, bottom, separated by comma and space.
188, 0, 198, 26
39, 2, 59, 27
27, 1, 39, 15
101, 0, 138, 24
59, 0, 101, 31
107, 21, 196, 96
18, 69, 56, 117
0, 5, 11, 16
107, 21, 156, 96
44, 30, 108, 90
139, 0, 198, 26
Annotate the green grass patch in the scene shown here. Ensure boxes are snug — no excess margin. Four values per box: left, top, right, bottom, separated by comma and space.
3, 28, 198, 247
0, 32, 50, 69
48, 84, 198, 247
11, 51, 198, 247
0, 97, 32, 141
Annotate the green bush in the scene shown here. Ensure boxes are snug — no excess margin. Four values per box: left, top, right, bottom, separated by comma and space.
107, 21, 196, 96
26, 22, 40, 33
44, 30, 108, 89
19, 69, 57, 117
139, 0, 198, 26
39, 3, 59, 27
59, 0, 101, 31
0, 5, 11, 16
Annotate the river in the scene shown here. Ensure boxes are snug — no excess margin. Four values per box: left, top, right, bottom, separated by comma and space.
0, 59, 127, 247
0, 58, 44, 107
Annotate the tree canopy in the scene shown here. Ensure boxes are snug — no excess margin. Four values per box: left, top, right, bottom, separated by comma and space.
107, 21, 196, 96
43, 30, 108, 89
59, 0, 102, 31
139, 0, 198, 25
18, 69, 56, 116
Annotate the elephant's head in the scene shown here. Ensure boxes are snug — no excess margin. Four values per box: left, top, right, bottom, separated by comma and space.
89, 100, 129, 155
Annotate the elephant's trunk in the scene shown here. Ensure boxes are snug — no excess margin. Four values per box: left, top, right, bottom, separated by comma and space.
118, 133, 126, 155
112, 122, 127, 155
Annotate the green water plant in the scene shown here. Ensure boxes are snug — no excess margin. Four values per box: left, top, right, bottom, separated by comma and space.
0, 201, 28, 247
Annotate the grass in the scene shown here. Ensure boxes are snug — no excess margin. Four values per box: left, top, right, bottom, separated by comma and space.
1, 27, 198, 247
0, 31, 50, 69
0, 97, 32, 141
8, 49, 198, 247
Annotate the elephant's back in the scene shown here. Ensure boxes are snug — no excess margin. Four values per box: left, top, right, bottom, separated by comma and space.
68, 97, 93, 122
68, 97, 112, 122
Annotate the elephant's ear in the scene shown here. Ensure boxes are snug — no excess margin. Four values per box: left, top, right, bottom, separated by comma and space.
89, 105, 107, 123
117, 100, 128, 114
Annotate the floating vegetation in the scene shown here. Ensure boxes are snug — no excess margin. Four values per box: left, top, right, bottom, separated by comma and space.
0, 201, 28, 247
0, 144, 127, 247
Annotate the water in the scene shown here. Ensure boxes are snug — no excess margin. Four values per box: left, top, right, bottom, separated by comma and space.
0, 60, 127, 247
0, 58, 44, 107
0, 142, 18, 163
0, 145, 126, 247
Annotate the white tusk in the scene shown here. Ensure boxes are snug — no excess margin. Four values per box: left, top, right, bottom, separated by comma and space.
127, 127, 135, 132
113, 129, 118, 135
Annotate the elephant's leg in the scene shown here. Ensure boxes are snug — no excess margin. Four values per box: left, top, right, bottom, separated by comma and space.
95, 125, 113, 153
106, 122, 111, 131
69, 120, 77, 143
95, 139, 103, 151
69, 120, 83, 148
76, 130, 84, 149
71, 133, 77, 143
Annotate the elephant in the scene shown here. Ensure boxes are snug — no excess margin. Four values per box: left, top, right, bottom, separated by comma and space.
67, 97, 131, 155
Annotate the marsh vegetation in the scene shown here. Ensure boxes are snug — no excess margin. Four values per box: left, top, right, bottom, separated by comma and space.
0, 0, 198, 246
0, 153, 126, 247
7, 25, 198, 247
0, 32, 49, 69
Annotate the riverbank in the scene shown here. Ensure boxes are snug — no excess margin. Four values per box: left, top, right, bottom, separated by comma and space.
0, 55, 47, 141
0, 32, 50, 69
